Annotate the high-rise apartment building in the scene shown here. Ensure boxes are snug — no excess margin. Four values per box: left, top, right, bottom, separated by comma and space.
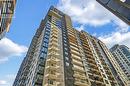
110, 44, 130, 85
0, 0, 16, 39
13, 6, 125, 86
96, 0, 130, 25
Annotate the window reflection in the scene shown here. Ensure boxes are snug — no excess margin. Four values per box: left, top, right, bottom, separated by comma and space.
96, 0, 130, 25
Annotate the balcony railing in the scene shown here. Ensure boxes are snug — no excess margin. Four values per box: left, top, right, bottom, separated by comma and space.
73, 65, 85, 73
74, 79, 89, 86
72, 59, 83, 67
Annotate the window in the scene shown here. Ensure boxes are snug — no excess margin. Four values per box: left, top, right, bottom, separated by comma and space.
39, 58, 44, 65
63, 34, 66, 37
103, 74, 106, 78
64, 36, 66, 40
65, 52, 68, 55
46, 25, 51, 28
36, 74, 43, 84
40, 52, 47, 58
43, 42, 48, 47
64, 43, 67, 46
65, 56, 69, 61
44, 48, 47, 53
38, 66, 44, 73
66, 62, 69, 66
100, 69, 104, 73
64, 47, 68, 51
64, 40, 67, 43
44, 38, 49, 43
44, 34, 49, 39
41, 47, 45, 52
48, 79, 54, 85
40, 52, 44, 57
50, 70, 55, 75
45, 31, 50, 36
105, 80, 109, 84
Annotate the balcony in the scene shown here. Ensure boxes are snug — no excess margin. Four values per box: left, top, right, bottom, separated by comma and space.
83, 42, 89, 46
68, 32, 75, 37
86, 53, 93, 59
49, 42, 58, 47
91, 80, 105, 86
70, 42, 78, 47
68, 35, 77, 41
108, 75, 115, 81
73, 73, 86, 79
45, 72, 60, 80
71, 56, 82, 62
88, 64, 97, 69
48, 52, 60, 56
71, 50, 81, 57
46, 65, 60, 71
82, 44, 90, 49
84, 47, 91, 53
73, 65, 85, 73
50, 39, 58, 43
46, 58, 59, 64
52, 27, 59, 31
51, 34, 58, 38
45, 74, 57, 80
46, 65, 56, 69
89, 75, 104, 83
44, 81, 61, 86
71, 49, 80, 54
86, 55, 95, 61
90, 68, 101, 76
70, 45, 79, 52
103, 66, 109, 70
100, 58, 105, 61
72, 59, 83, 67
48, 50, 59, 54
69, 38, 77, 44
87, 59, 96, 65
35, 78, 43, 85
101, 61, 107, 66
88, 64, 99, 70
110, 81, 118, 86
74, 79, 89, 86
70, 43, 78, 48
44, 84, 55, 86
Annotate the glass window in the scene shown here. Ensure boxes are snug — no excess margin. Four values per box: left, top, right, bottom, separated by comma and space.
43, 42, 48, 47
40, 52, 44, 57
65, 56, 69, 61
66, 62, 69, 66
48, 79, 54, 85
40, 52, 47, 58
44, 35, 49, 39
105, 80, 109, 84
46, 28, 50, 32
44, 48, 47, 53
64, 47, 68, 51
64, 43, 67, 46
64, 40, 67, 43
64, 36, 66, 39
65, 52, 68, 55
44, 38, 49, 43
45, 31, 50, 36
97, 0, 130, 24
